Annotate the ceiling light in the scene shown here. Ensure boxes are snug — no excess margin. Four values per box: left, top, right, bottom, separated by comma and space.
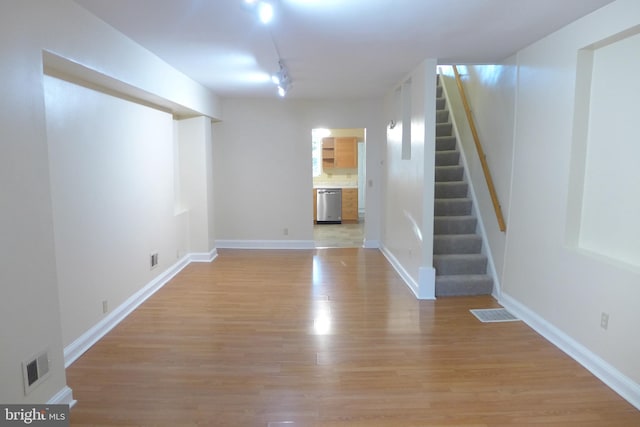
271, 71, 283, 85
258, 2, 274, 24
277, 78, 291, 97
242, 0, 274, 24
272, 60, 292, 97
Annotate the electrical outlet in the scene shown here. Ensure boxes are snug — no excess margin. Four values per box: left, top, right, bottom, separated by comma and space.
283, 227, 289, 236
600, 312, 609, 330
102, 300, 108, 314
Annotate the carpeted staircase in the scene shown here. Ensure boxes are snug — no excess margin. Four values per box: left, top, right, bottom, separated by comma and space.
433, 77, 493, 296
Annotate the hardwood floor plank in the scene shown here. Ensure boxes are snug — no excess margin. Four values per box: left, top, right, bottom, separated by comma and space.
67, 248, 639, 426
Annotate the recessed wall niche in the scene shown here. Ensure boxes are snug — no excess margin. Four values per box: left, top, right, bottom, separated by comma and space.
401, 78, 412, 160
567, 26, 640, 268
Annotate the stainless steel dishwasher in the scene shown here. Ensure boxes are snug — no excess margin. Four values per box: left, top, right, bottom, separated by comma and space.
317, 188, 342, 223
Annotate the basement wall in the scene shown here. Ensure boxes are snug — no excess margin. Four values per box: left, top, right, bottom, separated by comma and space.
500, 0, 640, 399
381, 59, 438, 299
0, 0, 219, 404
212, 98, 384, 249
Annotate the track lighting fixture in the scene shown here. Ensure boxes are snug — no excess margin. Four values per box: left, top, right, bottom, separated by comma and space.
243, 0, 293, 97
243, 0, 274, 24
272, 59, 291, 97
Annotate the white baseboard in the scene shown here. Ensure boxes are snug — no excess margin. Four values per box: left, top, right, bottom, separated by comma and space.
47, 385, 76, 408
215, 240, 315, 250
418, 266, 436, 300
380, 244, 419, 298
380, 244, 436, 300
500, 292, 640, 411
190, 248, 218, 262
64, 254, 193, 367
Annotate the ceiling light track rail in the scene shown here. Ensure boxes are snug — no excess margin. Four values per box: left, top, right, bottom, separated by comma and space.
243, 0, 292, 97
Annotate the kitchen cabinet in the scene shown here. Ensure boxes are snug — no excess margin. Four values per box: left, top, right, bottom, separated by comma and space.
342, 188, 359, 222
322, 137, 357, 170
321, 138, 335, 170
313, 188, 317, 223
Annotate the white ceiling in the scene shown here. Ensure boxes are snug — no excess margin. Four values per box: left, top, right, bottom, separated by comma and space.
74, 0, 614, 99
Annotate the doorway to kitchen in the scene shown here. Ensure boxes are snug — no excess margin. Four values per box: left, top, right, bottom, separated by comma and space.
311, 127, 365, 248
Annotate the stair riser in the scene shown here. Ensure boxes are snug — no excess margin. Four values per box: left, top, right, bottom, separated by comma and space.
434, 237, 482, 254
434, 217, 477, 234
435, 151, 460, 166
436, 110, 448, 123
436, 123, 453, 137
435, 166, 464, 182
435, 182, 468, 198
436, 85, 443, 98
434, 257, 487, 275
435, 276, 493, 296
434, 199, 472, 216
436, 136, 457, 151
436, 98, 445, 110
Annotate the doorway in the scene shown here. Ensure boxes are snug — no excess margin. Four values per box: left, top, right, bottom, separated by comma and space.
311, 128, 366, 248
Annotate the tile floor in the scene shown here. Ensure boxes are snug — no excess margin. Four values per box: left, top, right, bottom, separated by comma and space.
313, 221, 364, 248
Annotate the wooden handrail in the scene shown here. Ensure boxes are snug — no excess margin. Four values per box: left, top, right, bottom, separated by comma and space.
452, 65, 506, 232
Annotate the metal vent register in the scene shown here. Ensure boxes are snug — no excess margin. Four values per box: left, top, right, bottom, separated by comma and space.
470, 308, 520, 323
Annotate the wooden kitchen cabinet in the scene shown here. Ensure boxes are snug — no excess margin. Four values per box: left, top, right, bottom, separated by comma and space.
321, 138, 335, 170
335, 137, 358, 168
313, 188, 317, 223
341, 188, 359, 222
322, 137, 358, 170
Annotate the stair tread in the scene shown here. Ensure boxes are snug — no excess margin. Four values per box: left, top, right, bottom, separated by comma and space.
434, 253, 487, 259
435, 197, 472, 203
434, 234, 482, 240
436, 274, 492, 281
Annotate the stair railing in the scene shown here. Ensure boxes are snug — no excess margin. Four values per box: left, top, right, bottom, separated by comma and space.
452, 65, 506, 232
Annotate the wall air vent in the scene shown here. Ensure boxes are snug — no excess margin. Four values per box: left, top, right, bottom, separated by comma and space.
22, 350, 50, 395
150, 252, 159, 269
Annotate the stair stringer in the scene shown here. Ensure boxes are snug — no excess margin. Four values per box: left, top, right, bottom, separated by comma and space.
437, 73, 501, 299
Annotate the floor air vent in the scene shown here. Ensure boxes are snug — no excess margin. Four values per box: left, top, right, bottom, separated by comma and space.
470, 308, 520, 323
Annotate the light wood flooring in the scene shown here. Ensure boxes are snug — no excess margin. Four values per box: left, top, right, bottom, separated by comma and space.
67, 249, 640, 426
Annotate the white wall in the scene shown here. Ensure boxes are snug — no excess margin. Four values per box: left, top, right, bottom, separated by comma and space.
45, 76, 177, 347
502, 0, 640, 390
177, 116, 216, 254
0, 0, 219, 404
382, 59, 437, 298
213, 98, 384, 247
